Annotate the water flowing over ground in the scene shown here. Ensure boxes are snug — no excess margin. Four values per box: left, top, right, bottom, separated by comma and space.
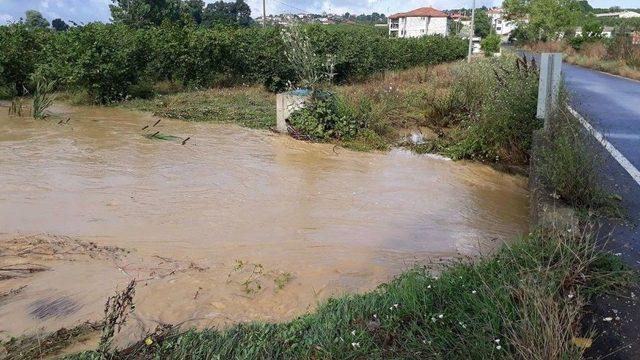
0, 104, 529, 346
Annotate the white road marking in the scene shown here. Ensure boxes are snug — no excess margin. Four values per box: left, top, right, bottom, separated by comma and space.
568, 106, 640, 187
605, 133, 640, 140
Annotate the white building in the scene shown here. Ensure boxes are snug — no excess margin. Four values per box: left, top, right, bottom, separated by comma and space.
388, 7, 449, 38
488, 8, 516, 38
595, 11, 640, 19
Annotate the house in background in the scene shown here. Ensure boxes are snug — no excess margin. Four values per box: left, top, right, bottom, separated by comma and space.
596, 11, 640, 19
450, 12, 471, 35
488, 8, 516, 39
388, 7, 449, 38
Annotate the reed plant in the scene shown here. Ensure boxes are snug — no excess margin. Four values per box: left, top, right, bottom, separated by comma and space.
31, 79, 55, 119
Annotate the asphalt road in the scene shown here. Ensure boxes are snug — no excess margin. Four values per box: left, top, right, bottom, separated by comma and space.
564, 64, 640, 170
558, 60, 640, 264
521, 51, 640, 359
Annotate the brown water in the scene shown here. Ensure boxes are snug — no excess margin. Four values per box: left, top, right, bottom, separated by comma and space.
0, 104, 528, 345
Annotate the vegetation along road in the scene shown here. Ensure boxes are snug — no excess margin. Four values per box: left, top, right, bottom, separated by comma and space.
522, 49, 640, 358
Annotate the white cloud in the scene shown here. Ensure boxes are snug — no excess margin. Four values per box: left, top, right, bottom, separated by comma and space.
0, 13, 15, 24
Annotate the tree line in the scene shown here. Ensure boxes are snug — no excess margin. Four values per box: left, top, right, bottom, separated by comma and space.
504, 0, 640, 42
18, 0, 255, 31
0, 23, 467, 103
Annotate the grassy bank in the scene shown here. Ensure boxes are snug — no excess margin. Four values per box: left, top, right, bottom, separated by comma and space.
121, 86, 276, 130
535, 95, 620, 215
122, 54, 541, 168
524, 40, 640, 81
49, 226, 629, 359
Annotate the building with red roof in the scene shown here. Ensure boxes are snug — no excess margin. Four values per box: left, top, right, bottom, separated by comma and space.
388, 7, 450, 38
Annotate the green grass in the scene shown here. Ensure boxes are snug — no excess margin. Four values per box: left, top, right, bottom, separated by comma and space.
0, 323, 99, 360
537, 98, 621, 215
66, 226, 631, 360
115, 57, 541, 167
123, 86, 276, 130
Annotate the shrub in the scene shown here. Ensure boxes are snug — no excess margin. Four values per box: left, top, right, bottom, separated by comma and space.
538, 100, 616, 212
0, 23, 467, 103
568, 36, 585, 51
0, 24, 50, 95
289, 92, 362, 141
36, 23, 151, 103
481, 34, 501, 55
447, 55, 541, 165
608, 34, 640, 69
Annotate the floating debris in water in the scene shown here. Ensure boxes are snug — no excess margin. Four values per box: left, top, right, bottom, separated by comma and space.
409, 132, 425, 145
144, 132, 182, 141
28, 296, 82, 320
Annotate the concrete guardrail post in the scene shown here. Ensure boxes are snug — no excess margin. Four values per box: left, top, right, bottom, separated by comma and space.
276, 91, 310, 133
536, 53, 563, 130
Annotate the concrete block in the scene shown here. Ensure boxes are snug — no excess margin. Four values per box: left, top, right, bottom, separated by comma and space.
276, 90, 311, 133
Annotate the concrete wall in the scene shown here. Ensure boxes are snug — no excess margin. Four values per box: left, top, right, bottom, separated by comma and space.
427, 17, 449, 36
276, 92, 309, 133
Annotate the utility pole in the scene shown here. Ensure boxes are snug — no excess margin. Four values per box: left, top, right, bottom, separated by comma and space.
263, 0, 267, 27
467, 0, 476, 63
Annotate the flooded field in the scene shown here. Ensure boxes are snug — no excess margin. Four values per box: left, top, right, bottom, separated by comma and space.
0, 104, 528, 346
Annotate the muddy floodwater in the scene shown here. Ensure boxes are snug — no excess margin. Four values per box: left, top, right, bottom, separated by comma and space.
0, 104, 529, 346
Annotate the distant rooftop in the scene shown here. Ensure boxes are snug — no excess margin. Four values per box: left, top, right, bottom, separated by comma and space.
389, 7, 448, 20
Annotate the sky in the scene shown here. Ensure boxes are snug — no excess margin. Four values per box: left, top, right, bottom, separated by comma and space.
0, 0, 639, 25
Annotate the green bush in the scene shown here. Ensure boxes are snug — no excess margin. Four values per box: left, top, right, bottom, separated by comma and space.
289, 92, 362, 141
35, 23, 151, 103
538, 101, 617, 212
568, 35, 586, 50
0, 24, 50, 95
447, 55, 541, 165
481, 34, 501, 55
0, 23, 467, 103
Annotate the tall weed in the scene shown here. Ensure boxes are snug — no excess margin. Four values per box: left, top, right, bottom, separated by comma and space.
538, 100, 617, 213
31, 78, 55, 119
447, 55, 541, 165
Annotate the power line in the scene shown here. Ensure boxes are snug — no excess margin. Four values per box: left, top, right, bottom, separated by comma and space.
272, 0, 314, 15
